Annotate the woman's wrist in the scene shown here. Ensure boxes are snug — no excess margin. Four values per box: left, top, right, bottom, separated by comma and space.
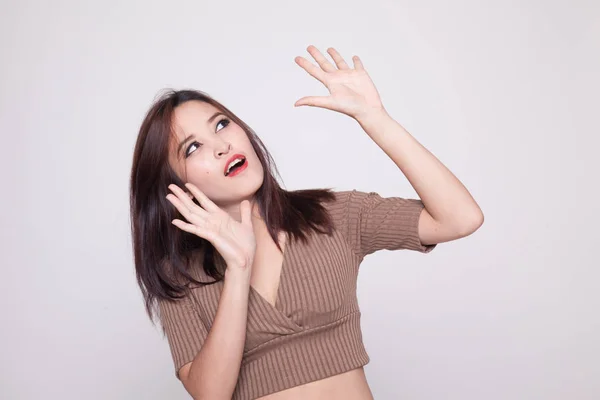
224, 265, 252, 285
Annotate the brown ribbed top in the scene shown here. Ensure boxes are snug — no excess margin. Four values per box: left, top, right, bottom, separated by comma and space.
159, 190, 437, 399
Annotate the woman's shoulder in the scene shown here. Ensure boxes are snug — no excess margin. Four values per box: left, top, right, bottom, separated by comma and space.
319, 188, 367, 215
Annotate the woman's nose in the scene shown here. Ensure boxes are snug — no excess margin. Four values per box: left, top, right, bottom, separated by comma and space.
215, 142, 232, 158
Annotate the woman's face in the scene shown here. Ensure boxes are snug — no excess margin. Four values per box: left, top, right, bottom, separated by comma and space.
168, 100, 264, 211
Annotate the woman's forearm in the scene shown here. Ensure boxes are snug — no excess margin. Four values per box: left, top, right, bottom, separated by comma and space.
184, 267, 251, 400
356, 110, 483, 232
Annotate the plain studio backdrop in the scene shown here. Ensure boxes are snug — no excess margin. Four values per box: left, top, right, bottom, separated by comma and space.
1, 0, 598, 399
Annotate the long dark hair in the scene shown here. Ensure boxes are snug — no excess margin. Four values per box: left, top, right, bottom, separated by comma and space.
130, 89, 336, 321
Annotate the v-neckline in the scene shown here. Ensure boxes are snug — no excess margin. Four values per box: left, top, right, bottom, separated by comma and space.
249, 231, 290, 312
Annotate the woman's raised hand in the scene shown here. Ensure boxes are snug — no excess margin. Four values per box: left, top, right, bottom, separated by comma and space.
293, 45, 386, 123
166, 183, 256, 272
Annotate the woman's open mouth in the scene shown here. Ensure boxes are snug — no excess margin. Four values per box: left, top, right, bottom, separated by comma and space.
225, 156, 248, 177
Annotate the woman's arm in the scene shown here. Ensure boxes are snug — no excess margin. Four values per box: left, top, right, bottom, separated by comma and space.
356, 110, 484, 244
165, 184, 257, 399
179, 267, 251, 400
293, 45, 483, 245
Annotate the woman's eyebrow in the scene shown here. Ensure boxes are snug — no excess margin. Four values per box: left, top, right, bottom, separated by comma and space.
206, 111, 223, 124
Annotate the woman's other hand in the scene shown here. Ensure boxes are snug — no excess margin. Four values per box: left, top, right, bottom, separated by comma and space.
166, 183, 256, 272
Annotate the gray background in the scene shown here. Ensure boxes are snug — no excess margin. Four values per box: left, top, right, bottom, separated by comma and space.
1, 0, 599, 399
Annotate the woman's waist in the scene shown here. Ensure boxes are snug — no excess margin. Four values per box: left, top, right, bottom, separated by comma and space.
255, 367, 373, 400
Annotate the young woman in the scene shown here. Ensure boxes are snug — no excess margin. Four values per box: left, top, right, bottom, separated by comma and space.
130, 45, 483, 400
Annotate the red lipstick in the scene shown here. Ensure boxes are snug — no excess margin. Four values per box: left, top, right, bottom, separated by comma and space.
224, 153, 248, 177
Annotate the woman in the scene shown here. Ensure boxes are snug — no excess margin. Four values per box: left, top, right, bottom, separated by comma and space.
130, 45, 484, 400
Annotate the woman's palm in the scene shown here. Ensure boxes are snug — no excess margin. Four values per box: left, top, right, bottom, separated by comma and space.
166, 183, 256, 270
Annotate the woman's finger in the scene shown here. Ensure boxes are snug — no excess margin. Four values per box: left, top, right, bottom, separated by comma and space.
352, 55, 364, 70
171, 219, 214, 241
166, 193, 205, 224
306, 45, 337, 72
184, 183, 221, 213
294, 56, 327, 84
168, 184, 208, 217
326, 47, 350, 70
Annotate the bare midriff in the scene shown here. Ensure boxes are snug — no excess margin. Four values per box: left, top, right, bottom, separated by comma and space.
255, 367, 373, 400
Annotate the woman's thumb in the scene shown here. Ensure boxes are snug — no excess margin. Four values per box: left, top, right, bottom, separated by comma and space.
240, 200, 253, 227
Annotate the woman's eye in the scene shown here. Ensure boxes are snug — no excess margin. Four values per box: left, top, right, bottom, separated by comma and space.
184, 118, 229, 158
216, 118, 230, 132
185, 141, 201, 158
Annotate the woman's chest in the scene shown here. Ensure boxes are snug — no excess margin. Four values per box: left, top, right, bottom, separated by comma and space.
194, 230, 361, 352
271, 230, 359, 322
